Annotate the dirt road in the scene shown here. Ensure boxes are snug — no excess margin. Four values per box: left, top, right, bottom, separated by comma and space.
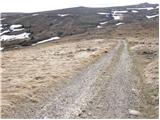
32, 40, 141, 119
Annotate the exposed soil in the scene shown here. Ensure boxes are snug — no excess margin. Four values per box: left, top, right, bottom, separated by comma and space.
1, 35, 159, 118
0, 3, 159, 118
34, 40, 142, 119
1, 38, 116, 118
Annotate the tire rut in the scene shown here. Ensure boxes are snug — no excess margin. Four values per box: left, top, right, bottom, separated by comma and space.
75, 40, 141, 119
35, 40, 141, 119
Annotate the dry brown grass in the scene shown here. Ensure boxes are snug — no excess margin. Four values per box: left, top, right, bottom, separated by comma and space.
1, 38, 116, 116
128, 36, 159, 118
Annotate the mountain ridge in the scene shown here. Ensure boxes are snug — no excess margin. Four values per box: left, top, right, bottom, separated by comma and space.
0, 3, 159, 50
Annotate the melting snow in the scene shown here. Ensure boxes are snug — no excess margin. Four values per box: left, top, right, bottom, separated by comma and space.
32, 14, 39, 16
146, 14, 159, 19
116, 22, 124, 26
113, 11, 128, 14
113, 14, 123, 20
100, 21, 108, 25
10, 24, 22, 30
127, 7, 154, 10
145, 7, 154, 10
58, 14, 69, 17
10, 24, 24, 32
0, 18, 5, 21
97, 12, 107, 15
0, 47, 4, 51
33, 37, 60, 45
97, 25, 103, 28
12, 28, 24, 32
97, 13, 111, 18
0, 30, 10, 35
132, 10, 138, 13
0, 33, 30, 41
112, 11, 124, 20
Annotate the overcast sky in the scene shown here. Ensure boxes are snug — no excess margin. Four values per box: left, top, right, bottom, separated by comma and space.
0, 0, 159, 13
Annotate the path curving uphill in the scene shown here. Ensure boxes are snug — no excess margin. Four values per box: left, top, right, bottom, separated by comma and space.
34, 40, 141, 119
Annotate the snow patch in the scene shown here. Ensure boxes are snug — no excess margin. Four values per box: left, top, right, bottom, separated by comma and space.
146, 7, 154, 10
0, 47, 4, 51
0, 32, 30, 41
97, 13, 111, 18
132, 10, 138, 13
113, 14, 123, 20
10, 24, 22, 30
127, 7, 154, 10
32, 37, 60, 45
113, 11, 128, 14
0, 30, 10, 35
156, 6, 159, 9
112, 11, 124, 20
97, 12, 107, 15
10, 24, 24, 32
146, 14, 159, 19
0, 18, 5, 21
97, 25, 103, 28
100, 21, 108, 25
58, 14, 69, 17
32, 14, 39, 16
116, 22, 124, 26
12, 28, 24, 32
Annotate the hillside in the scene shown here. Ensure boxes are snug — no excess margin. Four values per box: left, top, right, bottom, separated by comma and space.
0, 2, 159, 119
0, 3, 159, 49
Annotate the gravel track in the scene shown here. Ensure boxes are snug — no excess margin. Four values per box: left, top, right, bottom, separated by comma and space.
33, 40, 141, 119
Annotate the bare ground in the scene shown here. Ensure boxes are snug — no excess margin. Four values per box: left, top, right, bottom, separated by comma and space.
1, 36, 159, 118
1, 39, 116, 118
35, 40, 142, 119
128, 37, 159, 118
